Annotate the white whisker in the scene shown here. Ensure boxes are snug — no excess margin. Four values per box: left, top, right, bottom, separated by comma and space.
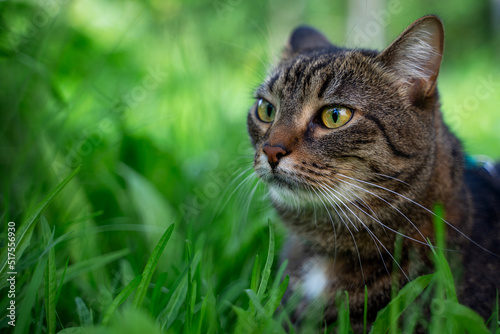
314, 184, 366, 284
336, 173, 494, 255
324, 178, 433, 248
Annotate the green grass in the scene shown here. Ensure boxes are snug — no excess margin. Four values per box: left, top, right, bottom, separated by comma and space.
1, 0, 499, 333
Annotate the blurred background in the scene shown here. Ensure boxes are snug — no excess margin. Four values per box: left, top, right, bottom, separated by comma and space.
1, 0, 499, 332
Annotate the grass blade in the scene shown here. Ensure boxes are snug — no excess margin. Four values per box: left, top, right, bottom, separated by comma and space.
233, 304, 257, 334
56, 248, 130, 284
337, 291, 352, 334
0, 166, 81, 289
431, 204, 458, 303
55, 258, 70, 306
42, 217, 57, 334
371, 274, 433, 333
245, 289, 267, 317
133, 223, 175, 308
256, 220, 275, 300
151, 272, 169, 317
161, 273, 188, 329
75, 297, 93, 327
250, 255, 260, 292
441, 300, 490, 334
14, 254, 48, 334
196, 289, 210, 334
101, 274, 142, 325
263, 275, 289, 316
488, 291, 499, 332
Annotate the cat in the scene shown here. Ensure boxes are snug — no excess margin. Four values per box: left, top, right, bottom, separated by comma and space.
247, 15, 500, 331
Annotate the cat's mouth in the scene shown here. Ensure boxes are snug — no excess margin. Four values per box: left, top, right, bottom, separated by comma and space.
256, 164, 325, 207
255, 155, 363, 209
255, 156, 307, 190
264, 172, 302, 189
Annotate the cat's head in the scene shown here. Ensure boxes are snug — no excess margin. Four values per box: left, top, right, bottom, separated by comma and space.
247, 16, 445, 210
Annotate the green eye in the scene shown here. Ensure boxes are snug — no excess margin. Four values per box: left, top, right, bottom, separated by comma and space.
321, 106, 353, 129
256, 99, 276, 123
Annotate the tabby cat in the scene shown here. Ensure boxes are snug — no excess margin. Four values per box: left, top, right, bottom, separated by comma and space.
247, 15, 500, 331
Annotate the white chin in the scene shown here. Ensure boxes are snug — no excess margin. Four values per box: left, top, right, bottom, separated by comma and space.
268, 184, 313, 209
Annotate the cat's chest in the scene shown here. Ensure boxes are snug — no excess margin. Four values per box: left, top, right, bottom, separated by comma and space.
292, 256, 351, 301
301, 257, 331, 299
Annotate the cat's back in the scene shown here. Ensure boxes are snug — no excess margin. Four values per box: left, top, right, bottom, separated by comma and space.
462, 162, 500, 318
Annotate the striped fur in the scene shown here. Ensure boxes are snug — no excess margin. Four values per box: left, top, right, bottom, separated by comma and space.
247, 15, 500, 331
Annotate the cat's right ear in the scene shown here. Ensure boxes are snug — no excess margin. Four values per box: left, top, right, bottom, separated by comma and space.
282, 26, 333, 59
377, 15, 444, 99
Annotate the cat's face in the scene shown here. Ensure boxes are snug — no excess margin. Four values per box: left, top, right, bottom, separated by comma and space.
248, 17, 444, 212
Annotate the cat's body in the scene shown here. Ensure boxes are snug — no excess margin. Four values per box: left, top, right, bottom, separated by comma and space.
247, 16, 500, 331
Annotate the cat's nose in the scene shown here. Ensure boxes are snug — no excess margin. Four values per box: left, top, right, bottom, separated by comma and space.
263, 144, 289, 169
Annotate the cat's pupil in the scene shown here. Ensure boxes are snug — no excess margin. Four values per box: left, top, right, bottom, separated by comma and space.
331, 109, 339, 123
267, 105, 273, 117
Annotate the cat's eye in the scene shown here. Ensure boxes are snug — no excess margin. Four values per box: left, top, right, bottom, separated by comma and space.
320, 106, 353, 129
256, 99, 276, 123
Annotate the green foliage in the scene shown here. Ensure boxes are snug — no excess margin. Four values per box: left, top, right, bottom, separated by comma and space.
133, 224, 175, 308
101, 275, 141, 326
42, 217, 57, 334
0, 0, 499, 333
233, 221, 289, 334
0, 166, 81, 289
371, 274, 433, 333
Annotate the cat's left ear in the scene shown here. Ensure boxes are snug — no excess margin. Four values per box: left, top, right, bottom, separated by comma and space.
282, 26, 335, 60
377, 15, 444, 98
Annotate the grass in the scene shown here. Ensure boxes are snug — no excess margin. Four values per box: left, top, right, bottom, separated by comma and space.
1, 0, 499, 333
2, 173, 499, 333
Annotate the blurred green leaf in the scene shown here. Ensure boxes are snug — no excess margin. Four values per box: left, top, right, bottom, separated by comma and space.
42, 217, 57, 334
0, 166, 81, 289
372, 274, 433, 333
133, 224, 175, 308
101, 275, 142, 326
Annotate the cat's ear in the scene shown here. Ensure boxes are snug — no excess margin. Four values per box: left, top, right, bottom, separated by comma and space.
282, 26, 334, 59
377, 15, 444, 97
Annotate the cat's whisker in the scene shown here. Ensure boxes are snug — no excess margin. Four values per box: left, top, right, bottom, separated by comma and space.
328, 165, 410, 186
320, 180, 380, 224
326, 187, 391, 277
304, 179, 338, 262
332, 175, 435, 249
242, 177, 262, 221
336, 173, 496, 255
318, 182, 374, 285
322, 178, 432, 248
302, 180, 320, 228
317, 181, 360, 232
318, 181, 383, 282
316, 183, 359, 233
363, 224, 411, 283
320, 182, 410, 280
314, 183, 366, 284
211, 167, 256, 221
372, 173, 410, 186
336, 181, 382, 223
308, 184, 339, 275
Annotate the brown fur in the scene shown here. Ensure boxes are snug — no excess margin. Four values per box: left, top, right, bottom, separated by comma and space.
247, 15, 500, 331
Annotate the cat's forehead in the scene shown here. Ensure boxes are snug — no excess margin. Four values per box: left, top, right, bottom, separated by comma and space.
256, 49, 381, 108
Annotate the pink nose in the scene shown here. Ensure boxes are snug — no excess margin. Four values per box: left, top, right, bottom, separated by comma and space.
263, 145, 288, 169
